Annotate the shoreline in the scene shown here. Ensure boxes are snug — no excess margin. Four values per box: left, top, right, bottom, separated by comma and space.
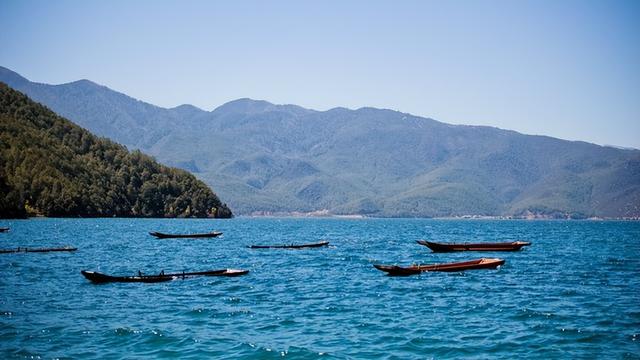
239, 214, 640, 221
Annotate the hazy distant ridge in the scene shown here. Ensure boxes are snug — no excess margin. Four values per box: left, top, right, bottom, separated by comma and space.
2, 66, 638, 218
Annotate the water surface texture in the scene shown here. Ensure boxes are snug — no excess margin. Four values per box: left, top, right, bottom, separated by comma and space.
0, 218, 639, 359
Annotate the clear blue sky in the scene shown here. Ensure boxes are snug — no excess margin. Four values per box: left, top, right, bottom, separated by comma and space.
1, 0, 639, 148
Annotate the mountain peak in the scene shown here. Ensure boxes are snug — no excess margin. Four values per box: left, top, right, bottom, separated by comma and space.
213, 98, 316, 116
214, 98, 274, 114
170, 103, 206, 117
64, 79, 102, 89
171, 103, 204, 112
69, 78, 96, 85
0, 66, 29, 86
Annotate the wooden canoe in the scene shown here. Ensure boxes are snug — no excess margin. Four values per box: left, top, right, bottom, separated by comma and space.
248, 241, 329, 249
373, 258, 505, 276
417, 240, 531, 252
149, 231, 223, 239
0, 227, 9, 232
81, 268, 249, 284
0, 246, 77, 254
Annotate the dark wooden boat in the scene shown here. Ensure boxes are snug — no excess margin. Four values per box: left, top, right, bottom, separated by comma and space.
0, 227, 9, 232
248, 241, 329, 249
82, 271, 173, 283
0, 246, 77, 254
373, 258, 505, 276
416, 240, 531, 252
81, 268, 249, 284
149, 231, 223, 239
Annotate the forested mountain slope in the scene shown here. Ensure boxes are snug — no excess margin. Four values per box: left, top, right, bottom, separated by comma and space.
0, 82, 232, 218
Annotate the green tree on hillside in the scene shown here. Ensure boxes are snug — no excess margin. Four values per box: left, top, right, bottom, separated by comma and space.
0, 82, 232, 218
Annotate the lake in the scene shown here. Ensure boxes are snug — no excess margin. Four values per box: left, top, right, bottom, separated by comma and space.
1, 218, 639, 359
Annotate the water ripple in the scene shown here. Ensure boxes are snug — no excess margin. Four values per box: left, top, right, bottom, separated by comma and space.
0, 218, 639, 358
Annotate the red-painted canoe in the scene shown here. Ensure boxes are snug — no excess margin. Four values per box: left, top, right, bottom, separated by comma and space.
149, 231, 223, 239
417, 240, 530, 252
248, 241, 329, 249
81, 268, 248, 284
374, 258, 505, 276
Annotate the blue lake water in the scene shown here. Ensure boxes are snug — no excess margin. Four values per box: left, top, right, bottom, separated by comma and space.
0, 218, 639, 359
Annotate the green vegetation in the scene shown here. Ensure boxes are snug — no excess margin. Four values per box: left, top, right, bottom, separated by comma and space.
0, 82, 232, 218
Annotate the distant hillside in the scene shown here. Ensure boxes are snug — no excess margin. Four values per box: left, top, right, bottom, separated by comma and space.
2, 66, 639, 218
0, 82, 232, 218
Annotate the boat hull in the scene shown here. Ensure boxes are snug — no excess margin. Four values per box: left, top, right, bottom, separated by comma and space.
81, 271, 174, 283
81, 269, 249, 284
149, 231, 223, 239
0, 246, 77, 254
248, 241, 329, 249
374, 258, 505, 276
417, 240, 530, 252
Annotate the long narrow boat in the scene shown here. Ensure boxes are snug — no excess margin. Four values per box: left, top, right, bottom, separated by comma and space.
0, 246, 77, 254
416, 240, 531, 252
373, 258, 505, 276
248, 241, 329, 249
81, 268, 249, 284
149, 231, 223, 239
0, 227, 9, 233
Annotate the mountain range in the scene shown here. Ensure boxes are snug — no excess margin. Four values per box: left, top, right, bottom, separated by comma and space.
1, 66, 638, 218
